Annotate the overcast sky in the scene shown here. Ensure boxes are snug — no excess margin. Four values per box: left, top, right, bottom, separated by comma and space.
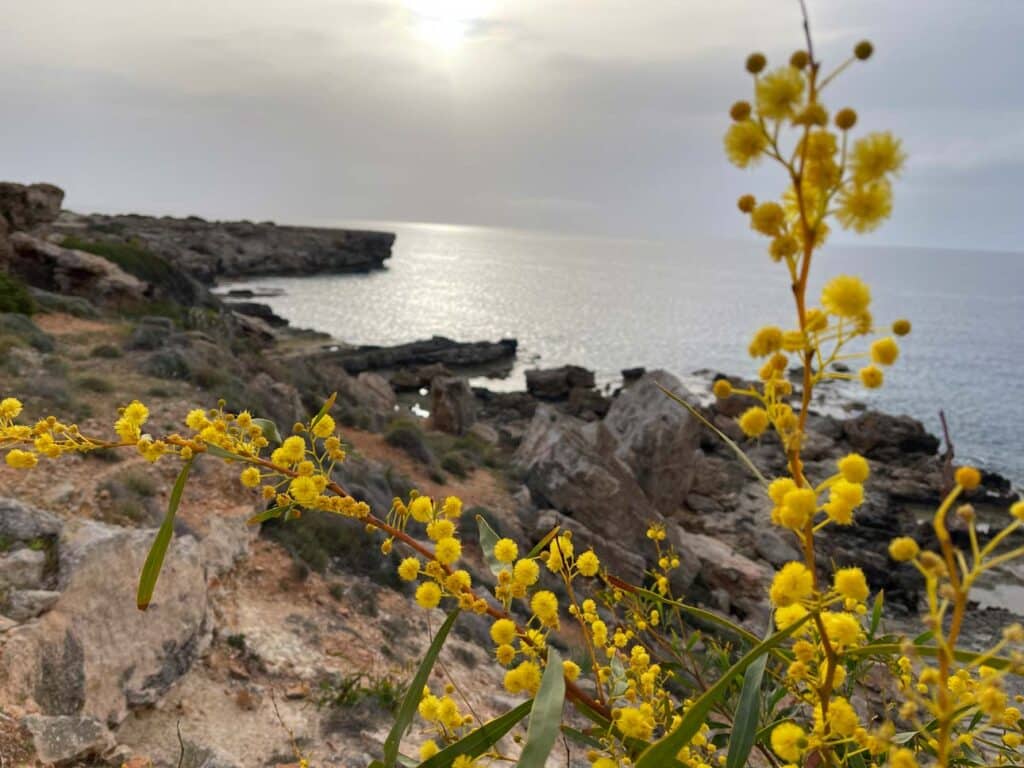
1, 1, 1021, 250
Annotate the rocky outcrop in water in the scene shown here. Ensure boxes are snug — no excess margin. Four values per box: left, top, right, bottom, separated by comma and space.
46, 210, 395, 282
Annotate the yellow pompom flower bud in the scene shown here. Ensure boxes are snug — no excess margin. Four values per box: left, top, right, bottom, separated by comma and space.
888, 748, 918, 768
750, 202, 786, 237
531, 590, 560, 628
442, 495, 463, 518
738, 407, 770, 438
837, 182, 893, 233
748, 325, 783, 357
576, 550, 600, 577
0, 397, 23, 419
729, 100, 752, 121
490, 618, 517, 645
494, 538, 518, 564
288, 476, 319, 504
562, 660, 581, 681
419, 741, 440, 761
770, 562, 814, 606
821, 275, 871, 317
835, 107, 858, 130
833, 566, 869, 602
1011, 501, 1024, 521
770, 722, 807, 763
870, 337, 900, 365
426, 518, 455, 541
712, 379, 733, 399
737, 194, 756, 213
955, 466, 982, 490
312, 414, 335, 439
745, 52, 767, 74
805, 307, 828, 332
838, 453, 870, 483
892, 318, 912, 336
513, 558, 540, 586
5, 449, 38, 469
398, 557, 420, 581
780, 488, 817, 530
755, 67, 805, 120
239, 467, 261, 488
409, 496, 434, 523
434, 536, 462, 565
415, 581, 442, 609
279, 435, 306, 463
850, 132, 906, 184
769, 235, 798, 263
724, 121, 768, 168
854, 40, 874, 60
859, 365, 884, 389
889, 537, 920, 562
789, 50, 809, 69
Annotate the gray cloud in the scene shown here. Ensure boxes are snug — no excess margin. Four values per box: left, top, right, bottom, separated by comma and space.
0, 0, 1021, 250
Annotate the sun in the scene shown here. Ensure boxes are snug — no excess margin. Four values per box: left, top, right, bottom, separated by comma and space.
404, 0, 487, 52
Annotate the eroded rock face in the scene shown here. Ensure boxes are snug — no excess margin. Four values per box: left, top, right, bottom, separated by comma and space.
1, 516, 209, 726
8, 233, 147, 309
842, 411, 940, 461
604, 370, 701, 516
0, 182, 64, 231
22, 714, 114, 766
430, 376, 477, 435
525, 365, 595, 400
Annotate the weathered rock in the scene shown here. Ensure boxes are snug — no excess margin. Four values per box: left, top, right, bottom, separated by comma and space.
430, 376, 477, 435
842, 411, 940, 462
567, 386, 611, 420
0, 548, 47, 590
390, 362, 453, 391
7, 233, 148, 309
467, 422, 500, 446
603, 371, 701, 515
319, 336, 517, 375
199, 516, 255, 579
47, 210, 394, 283
0, 519, 208, 725
225, 301, 288, 327
22, 714, 114, 765
0, 497, 63, 541
26, 287, 99, 317
0, 182, 64, 231
525, 365, 595, 400
513, 406, 660, 570
243, 373, 306, 430
4, 589, 60, 621
677, 533, 773, 621
125, 315, 175, 350
621, 367, 646, 385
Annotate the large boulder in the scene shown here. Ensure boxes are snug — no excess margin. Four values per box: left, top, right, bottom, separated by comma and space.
513, 406, 660, 562
525, 365, 595, 400
0, 518, 208, 725
430, 376, 477, 435
603, 370, 701, 515
7, 233, 147, 309
22, 714, 114, 765
0, 182, 64, 231
842, 411, 940, 462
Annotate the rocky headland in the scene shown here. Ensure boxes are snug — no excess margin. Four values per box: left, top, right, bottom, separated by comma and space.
0, 182, 1020, 767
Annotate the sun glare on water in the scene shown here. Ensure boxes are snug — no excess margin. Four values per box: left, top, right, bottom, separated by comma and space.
404, 0, 488, 51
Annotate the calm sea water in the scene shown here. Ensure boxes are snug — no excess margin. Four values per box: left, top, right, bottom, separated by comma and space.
222, 222, 1024, 485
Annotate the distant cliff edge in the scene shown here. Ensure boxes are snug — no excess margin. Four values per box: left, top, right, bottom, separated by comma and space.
43, 205, 394, 283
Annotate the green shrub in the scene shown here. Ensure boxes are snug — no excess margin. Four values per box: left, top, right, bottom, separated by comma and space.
384, 419, 435, 465
0, 273, 35, 315
75, 375, 114, 393
90, 344, 122, 359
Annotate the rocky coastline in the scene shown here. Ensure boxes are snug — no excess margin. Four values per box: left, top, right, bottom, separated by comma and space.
1, 182, 1021, 766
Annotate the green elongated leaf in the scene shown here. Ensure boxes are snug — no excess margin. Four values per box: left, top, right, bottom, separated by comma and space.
203, 443, 241, 460
609, 653, 629, 698
517, 649, 566, 768
561, 726, 604, 749
868, 590, 885, 639
252, 417, 282, 446
725, 626, 772, 768
527, 525, 560, 559
418, 700, 533, 768
656, 383, 768, 487
383, 609, 460, 768
844, 642, 1019, 673
137, 458, 194, 610
246, 505, 290, 525
636, 613, 811, 768
476, 514, 504, 576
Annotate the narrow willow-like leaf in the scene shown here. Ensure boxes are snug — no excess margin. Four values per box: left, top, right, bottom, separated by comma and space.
203, 443, 241, 460
246, 505, 290, 525
527, 525, 560, 559
868, 590, 884, 639
724, 627, 771, 768
311, 392, 338, 427
656, 383, 768, 487
476, 514, 504, 576
383, 609, 460, 768
252, 417, 282, 446
561, 726, 604, 749
137, 458, 193, 610
636, 614, 811, 768
418, 700, 533, 768
517, 649, 566, 768
845, 642, 1019, 674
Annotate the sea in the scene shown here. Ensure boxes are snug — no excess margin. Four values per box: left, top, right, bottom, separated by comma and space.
220, 222, 1024, 486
